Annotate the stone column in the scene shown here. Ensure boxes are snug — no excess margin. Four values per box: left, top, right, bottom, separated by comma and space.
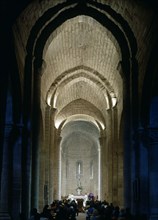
99, 130, 108, 201
0, 124, 13, 220
31, 58, 45, 209
20, 54, 32, 220
117, 114, 124, 207
117, 142, 124, 207
48, 108, 62, 202
121, 62, 132, 209
40, 104, 51, 208
48, 107, 56, 203
38, 119, 45, 211
21, 124, 31, 220
51, 126, 62, 201
131, 128, 140, 215
11, 124, 23, 220
107, 110, 113, 203
148, 128, 158, 220
131, 127, 147, 214
111, 108, 119, 205
0, 123, 22, 220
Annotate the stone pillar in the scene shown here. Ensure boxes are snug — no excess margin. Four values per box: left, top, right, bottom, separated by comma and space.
38, 119, 45, 211
0, 124, 22, 219
51, 126, 62, 201
131, 128, 141, 214
11, 124, 23, 220
0, 124, 13, 220
131, 127, 148, 215
121, 62, 132, 209
117, 143, 124, 207
132, 126, 158, 219
48, 108, 62, 202
111, 108, 119, 205
107, 110, 113, 203
48, 107, 56, 203
123, 97, 132, 209
148, 128, 158, 220
31, 58, 45, 209
21, 124, 31, 220
20, 54, 32, 220
99, 130, 108, 201
38, 104, 50, 208
57, 134, 62, 200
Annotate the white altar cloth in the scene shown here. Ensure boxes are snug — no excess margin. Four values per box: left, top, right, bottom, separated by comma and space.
67, 194, 88, 206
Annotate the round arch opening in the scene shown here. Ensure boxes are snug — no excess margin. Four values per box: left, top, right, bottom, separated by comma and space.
59, 120, 101, 201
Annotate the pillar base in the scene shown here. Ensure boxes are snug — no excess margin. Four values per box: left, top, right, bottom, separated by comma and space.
150, 214, 158, 220
0, 212, 11, 219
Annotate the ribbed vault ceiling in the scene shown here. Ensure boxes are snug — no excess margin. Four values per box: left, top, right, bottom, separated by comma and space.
41, 15, 123, 128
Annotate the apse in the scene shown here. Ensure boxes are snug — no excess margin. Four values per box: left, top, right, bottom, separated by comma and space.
60, 120, 100, 199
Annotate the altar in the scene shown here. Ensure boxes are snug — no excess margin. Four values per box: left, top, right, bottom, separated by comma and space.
67, 194, 88, 207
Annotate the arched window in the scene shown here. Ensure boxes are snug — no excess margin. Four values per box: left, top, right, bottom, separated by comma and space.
76, 161, 83, 177
90, 161, 93, 179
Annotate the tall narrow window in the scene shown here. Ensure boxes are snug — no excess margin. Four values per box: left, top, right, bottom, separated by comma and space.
66, 160, 68, 179
90, 161, 93, 179
76, 161, 82, 177
78, 162, 81, 174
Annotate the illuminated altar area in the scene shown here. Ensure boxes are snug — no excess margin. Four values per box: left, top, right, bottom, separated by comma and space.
67, 193, 88, 207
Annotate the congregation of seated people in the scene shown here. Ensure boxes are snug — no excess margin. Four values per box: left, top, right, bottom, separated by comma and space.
28, 200, 78, 220
28, 199, 147, 220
